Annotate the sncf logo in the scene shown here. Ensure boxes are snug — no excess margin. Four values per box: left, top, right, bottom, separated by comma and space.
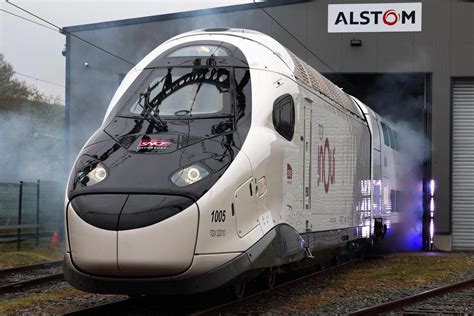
328, 3, 422, 33
138, 138, 172, 150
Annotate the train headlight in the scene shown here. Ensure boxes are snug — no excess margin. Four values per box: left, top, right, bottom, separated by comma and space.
78, 162, 108, 186
170, 164, 209, 187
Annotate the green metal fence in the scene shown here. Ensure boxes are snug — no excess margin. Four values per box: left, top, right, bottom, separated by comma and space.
0, 180, 63, 250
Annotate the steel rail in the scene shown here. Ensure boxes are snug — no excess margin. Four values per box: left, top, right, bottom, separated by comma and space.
191, 258, 362, 316
0, 260, 63, 276
0, 272, 64, 294
64, 259, 362, 315
348, 278, 474, 315
65, 298, 130, 315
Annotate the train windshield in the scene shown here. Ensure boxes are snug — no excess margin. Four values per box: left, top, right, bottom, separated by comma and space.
124, 67, 232, 118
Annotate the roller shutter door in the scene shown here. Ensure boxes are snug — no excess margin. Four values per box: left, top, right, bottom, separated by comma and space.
452, 78, 474, 250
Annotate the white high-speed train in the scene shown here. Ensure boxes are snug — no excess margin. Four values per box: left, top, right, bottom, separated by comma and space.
63, 28, 400, 296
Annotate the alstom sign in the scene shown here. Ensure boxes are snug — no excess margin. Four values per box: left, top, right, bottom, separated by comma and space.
328, 3, 422, 33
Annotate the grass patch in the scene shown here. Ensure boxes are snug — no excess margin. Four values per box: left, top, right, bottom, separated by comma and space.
290, 252, 474, 312
0, 287, 86, 315
0, 244, 63, 268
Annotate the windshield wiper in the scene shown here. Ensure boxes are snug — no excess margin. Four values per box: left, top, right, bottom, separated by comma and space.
138, 86, 168, 133
188, 80, 204, 115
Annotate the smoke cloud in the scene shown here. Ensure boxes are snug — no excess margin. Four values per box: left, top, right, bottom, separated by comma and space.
357, 74, 428, 251
0, 105, 65, 225
386, 120, 428, 251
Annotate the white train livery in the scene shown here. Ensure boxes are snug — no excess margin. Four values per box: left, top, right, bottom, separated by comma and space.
63, 28, 399, 295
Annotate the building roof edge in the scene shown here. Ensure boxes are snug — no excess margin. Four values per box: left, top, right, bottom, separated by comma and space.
63, 0, 308, 33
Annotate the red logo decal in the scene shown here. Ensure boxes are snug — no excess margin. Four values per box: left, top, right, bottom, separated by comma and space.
287, 163, 293, 180
317, 137, 336, 193
383, 9, 400, 26
318, 124, 324, 141
138, 138, 172, 150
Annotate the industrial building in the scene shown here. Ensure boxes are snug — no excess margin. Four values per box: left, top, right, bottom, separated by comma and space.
64, 0, 474, 251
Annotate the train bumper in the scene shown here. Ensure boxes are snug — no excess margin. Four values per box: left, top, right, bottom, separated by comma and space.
63, 251, 249, 295
64, 224, 306, 295
67, 196, 199, 276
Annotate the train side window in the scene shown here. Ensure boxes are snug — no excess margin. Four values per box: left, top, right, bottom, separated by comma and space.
381, 122, 390, 147
273, 94, 295, 141
388, 127, 396, 150
393, 131, 400, 151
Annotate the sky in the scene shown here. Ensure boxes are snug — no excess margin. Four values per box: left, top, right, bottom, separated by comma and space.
0, 0, 253, 104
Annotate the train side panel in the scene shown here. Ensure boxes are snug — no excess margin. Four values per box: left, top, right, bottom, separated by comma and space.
237, 69, 301, 234
280, 84, 372, 239
352, 98, 401, 228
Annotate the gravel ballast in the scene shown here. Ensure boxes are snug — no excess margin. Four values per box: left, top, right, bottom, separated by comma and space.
0, 252, 473, 314
225, 252, 474, 314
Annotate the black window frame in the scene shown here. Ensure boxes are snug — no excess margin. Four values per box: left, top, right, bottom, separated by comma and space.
272, 94, 295, 141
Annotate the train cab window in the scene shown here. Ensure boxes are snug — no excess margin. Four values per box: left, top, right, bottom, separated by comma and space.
273, 94, 295, 141
167, 45, 229, 57
126, 67, 232, 118
381, 122, 390, 147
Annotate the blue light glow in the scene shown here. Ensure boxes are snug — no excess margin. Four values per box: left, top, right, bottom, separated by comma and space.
398, 184, 424, 251
429, 179, 435, 245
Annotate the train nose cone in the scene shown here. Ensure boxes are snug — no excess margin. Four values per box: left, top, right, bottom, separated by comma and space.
67, 200, 121, 275
117, 203, 198, 275
67, 194, 198, 276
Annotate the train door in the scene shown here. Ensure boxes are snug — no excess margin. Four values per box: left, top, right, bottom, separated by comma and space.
303, 98, 313, 227
234, 177, 258, 238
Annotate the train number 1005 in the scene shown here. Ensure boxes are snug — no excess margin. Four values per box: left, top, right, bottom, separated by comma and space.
211, 210, 226, 223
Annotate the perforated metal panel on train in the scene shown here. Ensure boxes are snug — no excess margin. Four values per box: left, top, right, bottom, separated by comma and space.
286, 50, 359, 115
452, 78, 474, 250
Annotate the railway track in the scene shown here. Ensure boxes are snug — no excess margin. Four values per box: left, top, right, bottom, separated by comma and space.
0, 260, 63, 294
64, 258, 362, 315
193, 258, 361, 315
349, 277, 474, 315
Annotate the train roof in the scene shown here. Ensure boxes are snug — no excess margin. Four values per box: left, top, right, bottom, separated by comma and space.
165, 28, 360, 115
107, 28, 363, 120
285, 50, 357, 114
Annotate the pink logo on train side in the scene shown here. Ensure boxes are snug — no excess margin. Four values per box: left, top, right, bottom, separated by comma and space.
317, 137, 336, 193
